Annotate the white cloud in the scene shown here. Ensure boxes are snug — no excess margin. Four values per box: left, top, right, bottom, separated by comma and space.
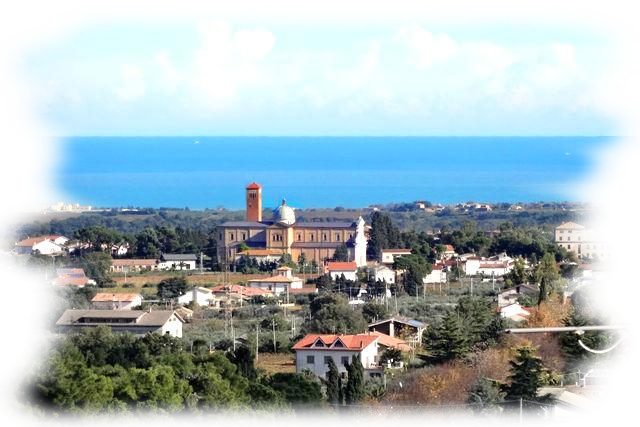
114, 64, 145, 101
156, 52, 181, 92
396, 25, 459, 68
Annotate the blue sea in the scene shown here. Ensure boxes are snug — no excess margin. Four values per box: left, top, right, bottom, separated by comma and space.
57, 137, 614, 209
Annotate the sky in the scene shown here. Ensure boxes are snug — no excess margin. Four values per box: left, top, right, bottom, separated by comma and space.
24, 8, 615, 136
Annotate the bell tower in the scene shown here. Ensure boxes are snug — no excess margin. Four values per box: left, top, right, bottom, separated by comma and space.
246, 182, 262, 222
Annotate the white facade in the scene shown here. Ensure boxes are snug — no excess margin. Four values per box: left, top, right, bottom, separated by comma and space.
555, 222, 608, 260
248, 278, 303, 295
159, 260, 197, 270
178, 287, 214, 306
92, 294, 143, 310
380, 250, 412, 264
329, 269, 357, 281
373, 265, 395, 284
15, 239, 64, 255
160, 313, 184, 338
423, 267, 447, 284
353, 217, 368, 267
477, 263, 512, 277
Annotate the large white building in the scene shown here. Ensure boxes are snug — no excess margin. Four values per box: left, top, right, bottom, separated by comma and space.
325, 262, 358, 281
292, 334, 382, 379
55, 309, 184, 337
555, 222, 608, 260
248, 266, 304, 296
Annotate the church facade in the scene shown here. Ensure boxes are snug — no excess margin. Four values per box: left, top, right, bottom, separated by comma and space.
217, 183, 367, 268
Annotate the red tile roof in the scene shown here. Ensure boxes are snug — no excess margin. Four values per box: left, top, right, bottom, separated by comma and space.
53, 277, 88, 286
292, 334, 378, 351
367, 331, 411, 352
111, 259, 158, 266
210, 285, 271, 297
246, 182, 262, 190
326, 262, 358, 271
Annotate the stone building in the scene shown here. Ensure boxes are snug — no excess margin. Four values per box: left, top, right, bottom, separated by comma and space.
217, 182, 367, 267
555, 222, 629, 262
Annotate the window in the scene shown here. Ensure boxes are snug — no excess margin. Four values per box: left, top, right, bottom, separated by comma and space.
306, 355, 314, 364
230, 233, 234, 241
567, 245, 571, 249
241, 233, 246, 240
310, 234, 314, 241
333, 340, 344, 348
297, 234, 302, 241
578, 236, 581, 241
323, 234, 327, 241
559, 237, 563, 241
219, 232, 223, 240
336, 233, 340, 241
341, 356, 349, 366
324, 356, 332, 365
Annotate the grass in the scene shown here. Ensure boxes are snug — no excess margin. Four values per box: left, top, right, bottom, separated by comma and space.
255, 353, 296, 374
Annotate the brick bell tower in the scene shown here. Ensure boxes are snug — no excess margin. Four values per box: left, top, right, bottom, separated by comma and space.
245, 182, 262, 222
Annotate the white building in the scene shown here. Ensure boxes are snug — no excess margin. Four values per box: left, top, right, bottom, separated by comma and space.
292, 334, 382, 379
477, 261, 512, 277
110, 259, 159, 273
499, 303, 531, 322
177, 287, 215, 307
14, 235, 67, 255
423, 264, 447, 284
380, 249, 412, 265
159, 253, 197, 270
372, 265, 395, 284
56, 309, 184, 337
326, 262, 358, 281
91, 293, 143, 310
248, 266, 304, 296
555, 222, 608, 260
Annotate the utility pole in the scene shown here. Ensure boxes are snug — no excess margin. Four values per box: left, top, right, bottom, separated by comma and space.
200, 252, 204, 275
255, 325, 260, 362
519, 397, 523, 425
272, 318, 277, 353
231, 312, 236, 352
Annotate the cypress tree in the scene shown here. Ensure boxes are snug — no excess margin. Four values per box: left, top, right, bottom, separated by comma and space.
425, 311, 470, 362
325, 358, 342, 405
344, 355, 364, 404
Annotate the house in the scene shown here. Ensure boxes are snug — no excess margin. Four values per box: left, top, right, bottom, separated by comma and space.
440, 244, 457, 260
367, 331, 412, 353
499, 302, 531, 322
368, 317, 426, 345
538, 386, 640, 426
380, 249, 412, 265
235, 249, 284, 264
423, 264, 447, 284
325, 261, 358, 281
372, 265, 395, 284
177, 287, 215, 307
158, 253, 197, 270
52, 268, 92, 287
55, 309, 184, 337
91, 293, 143, 310
477, 261, 512, 277
14, 235, 67, 255
292, 334, 382, 379
210, 284, 273, 307
498, 284, 539, 307
110, 258, 159, 273
248, 267, 304, 298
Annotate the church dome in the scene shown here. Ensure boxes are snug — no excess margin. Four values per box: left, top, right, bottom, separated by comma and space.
273, 199, 296, 226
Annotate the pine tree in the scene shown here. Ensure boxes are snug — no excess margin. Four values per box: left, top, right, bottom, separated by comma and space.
344, 355, 364, 404
425, 311, 470, 362
501, 345, 554, 412
467, 377, 505, 415
324, 358, 342, 405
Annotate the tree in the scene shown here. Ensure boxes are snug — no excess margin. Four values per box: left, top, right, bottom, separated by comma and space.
366, 211, 401, 260
501, 345, 554, 412
304, 293, 367, 334
332, 244, 349, 262
560, 310, 610, 371
324, 358, 343, 405
157, 277, 188, 299
267, 372, 323, 406
536, 252, 561, 305
394, 254, 430, 296
506, 257, 527, 285
344, 355, 364, 404
361, 301, 389, 323
315, 274, 333, 292
424, 311, 470, 362
23, 253, 55, 282
134, 227, 161, 258
624, 359, 640, 388
467, 377, 505, 416
379, 347, 403, 366
77, 251, 113, 286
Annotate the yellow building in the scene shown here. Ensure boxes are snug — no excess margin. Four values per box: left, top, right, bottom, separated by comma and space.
217, 183, 367, 267
555, 222, 629, 262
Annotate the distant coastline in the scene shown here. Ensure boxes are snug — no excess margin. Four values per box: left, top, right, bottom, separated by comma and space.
57, 136, 612, 209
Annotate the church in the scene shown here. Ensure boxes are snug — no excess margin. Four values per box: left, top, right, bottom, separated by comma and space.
217, 182, 367, 268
